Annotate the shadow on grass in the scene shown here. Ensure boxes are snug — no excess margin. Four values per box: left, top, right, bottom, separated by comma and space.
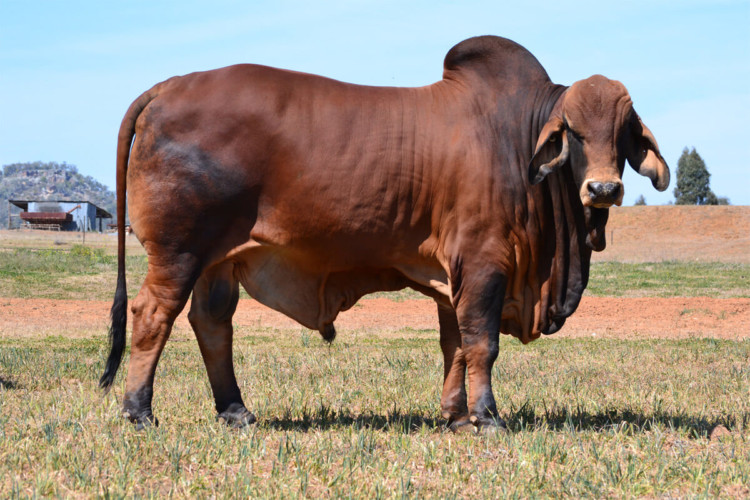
506, 401, 747, 438
265, 407, 440, 434
261, 402, 746, 438
0, 376, 18, 389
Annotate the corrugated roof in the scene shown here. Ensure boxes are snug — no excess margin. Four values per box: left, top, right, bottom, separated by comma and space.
8, 200, 112, 218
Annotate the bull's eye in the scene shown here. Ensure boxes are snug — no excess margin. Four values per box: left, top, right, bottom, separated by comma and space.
549, 136, 556, 143
568, 129, 583, 142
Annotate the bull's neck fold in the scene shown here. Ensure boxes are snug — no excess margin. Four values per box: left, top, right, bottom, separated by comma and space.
500, 83, 606, 343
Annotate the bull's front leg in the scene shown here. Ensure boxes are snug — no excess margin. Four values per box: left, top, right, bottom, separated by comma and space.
451, 263, 507, 432
437, 304, 471, 432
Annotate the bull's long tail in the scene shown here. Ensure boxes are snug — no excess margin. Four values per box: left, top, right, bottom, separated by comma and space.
99, 89, 158, 390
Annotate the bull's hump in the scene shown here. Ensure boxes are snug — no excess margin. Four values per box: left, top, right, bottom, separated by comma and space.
442, 36, 551, 85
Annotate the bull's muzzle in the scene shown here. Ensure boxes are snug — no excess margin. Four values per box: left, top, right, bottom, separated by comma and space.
581, 179, 624, 208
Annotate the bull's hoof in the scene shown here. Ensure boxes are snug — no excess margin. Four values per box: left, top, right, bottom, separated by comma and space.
135, 416, 159, 431
123, 388, 157, 430
124, 411, 158, 430
475, 422, 508, 435
470, 415, 507, 434
446, 416, 474, 433
217, 406, 257, 428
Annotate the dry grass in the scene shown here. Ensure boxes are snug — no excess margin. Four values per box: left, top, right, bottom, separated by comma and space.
0, 229, 145, 255
1, 327, 748, 498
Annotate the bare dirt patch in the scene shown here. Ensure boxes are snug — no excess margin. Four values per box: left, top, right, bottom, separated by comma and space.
1, 296, 748, 341
594, 205, 750, 263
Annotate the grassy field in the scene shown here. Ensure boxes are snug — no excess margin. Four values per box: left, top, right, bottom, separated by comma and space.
1, 235, 749, 497
0, 246, 748, 300
1, 332, 748, 497
587, 261, 750, 298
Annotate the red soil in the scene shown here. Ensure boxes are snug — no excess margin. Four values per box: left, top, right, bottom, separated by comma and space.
1, 296, 748, 341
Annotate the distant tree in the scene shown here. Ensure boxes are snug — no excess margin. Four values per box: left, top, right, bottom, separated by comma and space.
705, 192, 730, 205
673, 147, 729, 205
634, 194, 647, 206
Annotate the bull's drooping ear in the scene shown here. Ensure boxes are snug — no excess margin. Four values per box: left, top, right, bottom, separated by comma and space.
626, 114, 670, 191
528, 116, 569, 185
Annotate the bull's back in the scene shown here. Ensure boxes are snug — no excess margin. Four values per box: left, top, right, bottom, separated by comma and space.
131, 65, 451, 262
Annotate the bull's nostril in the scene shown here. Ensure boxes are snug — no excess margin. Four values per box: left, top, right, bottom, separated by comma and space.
605, 182, 621, 198
587, 182, 604, 197
588, 181, 621, 202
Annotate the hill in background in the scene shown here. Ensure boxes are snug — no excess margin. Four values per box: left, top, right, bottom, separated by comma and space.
0, 162, 116, 229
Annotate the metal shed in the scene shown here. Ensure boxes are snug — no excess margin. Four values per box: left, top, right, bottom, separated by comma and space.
7, 200, 113, 232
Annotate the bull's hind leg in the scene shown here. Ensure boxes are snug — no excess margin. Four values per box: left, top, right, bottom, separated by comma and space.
437, 304, 471, 432
188, 262, 255, 427
124, 253, 199, 429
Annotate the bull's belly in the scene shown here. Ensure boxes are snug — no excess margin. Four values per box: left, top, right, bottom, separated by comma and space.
225, 241, 450, 333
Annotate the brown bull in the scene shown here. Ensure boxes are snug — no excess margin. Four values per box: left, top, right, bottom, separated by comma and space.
100, 36, 669, 431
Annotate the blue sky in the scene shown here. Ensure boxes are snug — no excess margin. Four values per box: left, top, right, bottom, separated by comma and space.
1, 0, 748, 205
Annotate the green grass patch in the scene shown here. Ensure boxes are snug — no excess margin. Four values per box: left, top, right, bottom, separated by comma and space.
0, 246, 148, 300
587, 261, 750, 298
1, 332, 748, 497
0, 244, 115, 273
1, 248, 748, 300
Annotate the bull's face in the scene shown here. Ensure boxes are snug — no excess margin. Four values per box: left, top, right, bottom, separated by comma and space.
528, 75, 670, 208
